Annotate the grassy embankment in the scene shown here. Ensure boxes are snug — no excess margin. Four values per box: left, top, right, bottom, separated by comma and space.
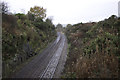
2, 12, 56, 78
63, 15, 119, 78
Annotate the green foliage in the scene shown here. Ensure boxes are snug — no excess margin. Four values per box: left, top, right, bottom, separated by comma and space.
2, 14, 17, 28
56, 23, 63, 28
64, 15, 119, 78
15, 13, 27, 20
27, 12, 35, 21
2, 6, 56, 77
29, 6, 46, 19
56, 23, 64, 32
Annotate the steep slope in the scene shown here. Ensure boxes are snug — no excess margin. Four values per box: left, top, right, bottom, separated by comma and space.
63, 15, 119, 78
2, 13, 56, 78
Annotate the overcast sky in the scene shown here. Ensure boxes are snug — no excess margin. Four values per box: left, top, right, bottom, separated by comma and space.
2, 0, 120, 24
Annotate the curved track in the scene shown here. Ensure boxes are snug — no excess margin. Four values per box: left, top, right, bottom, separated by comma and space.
11, 32, 67, 78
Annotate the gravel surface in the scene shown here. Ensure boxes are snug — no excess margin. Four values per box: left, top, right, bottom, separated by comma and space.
53, 33, 68, 78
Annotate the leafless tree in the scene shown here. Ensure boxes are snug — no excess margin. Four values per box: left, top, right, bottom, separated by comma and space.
0, 2, 9, 14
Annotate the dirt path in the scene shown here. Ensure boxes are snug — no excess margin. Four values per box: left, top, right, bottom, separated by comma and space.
11, 32, 68, 78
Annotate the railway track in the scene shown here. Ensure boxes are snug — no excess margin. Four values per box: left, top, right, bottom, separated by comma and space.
11, 32, 67, 78
40, 34, 65, 78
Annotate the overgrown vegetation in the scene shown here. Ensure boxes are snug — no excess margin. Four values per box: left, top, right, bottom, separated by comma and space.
2, 2, 56, 78
63, 15, 119, 78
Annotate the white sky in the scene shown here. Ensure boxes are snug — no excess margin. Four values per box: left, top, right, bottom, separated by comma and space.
1, 0, 120, 24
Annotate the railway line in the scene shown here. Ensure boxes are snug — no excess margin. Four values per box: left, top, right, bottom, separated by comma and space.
11, 32, 67, 78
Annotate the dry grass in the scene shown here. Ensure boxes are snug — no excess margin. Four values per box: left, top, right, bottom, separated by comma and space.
75, 53, 118, 78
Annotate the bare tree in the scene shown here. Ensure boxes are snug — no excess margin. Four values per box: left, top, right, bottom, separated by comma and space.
0, 2, 9, 14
